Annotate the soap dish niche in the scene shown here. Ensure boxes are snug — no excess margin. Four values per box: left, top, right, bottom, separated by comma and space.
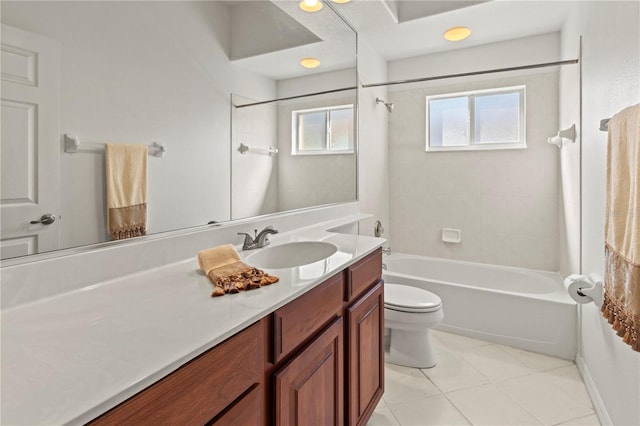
442, 228, 461, 244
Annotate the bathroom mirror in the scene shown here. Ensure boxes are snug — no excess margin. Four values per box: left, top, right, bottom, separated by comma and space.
231, 89, 357, 219
0, 0, 357, 260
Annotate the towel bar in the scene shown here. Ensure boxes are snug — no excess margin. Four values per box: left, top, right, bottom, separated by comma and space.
64, 134, 166, 157
238, 143, 278, 156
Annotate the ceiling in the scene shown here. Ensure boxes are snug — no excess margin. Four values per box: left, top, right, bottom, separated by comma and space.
340, 0, 573, 61
230, 0, 574, 81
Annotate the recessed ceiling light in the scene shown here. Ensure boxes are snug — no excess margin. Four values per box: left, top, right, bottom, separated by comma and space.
300, 0, 323, 12
300, 57, 320, 69
443, 26, 471, 42
332, 0, 351, 3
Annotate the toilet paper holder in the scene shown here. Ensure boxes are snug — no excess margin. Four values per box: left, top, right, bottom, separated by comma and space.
564, 273, 603, 307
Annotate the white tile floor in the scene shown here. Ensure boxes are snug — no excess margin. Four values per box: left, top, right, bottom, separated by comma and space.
368, 330, 599, 426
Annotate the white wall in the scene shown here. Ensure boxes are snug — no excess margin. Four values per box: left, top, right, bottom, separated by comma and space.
386, 34, 561, 270
560, 2, 640, 425
357, 39, 390, 238
1, 1, 275, 248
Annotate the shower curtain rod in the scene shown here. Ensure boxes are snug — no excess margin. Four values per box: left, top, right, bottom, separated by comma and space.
234, 86, 357, 108
361, 58, 579, 88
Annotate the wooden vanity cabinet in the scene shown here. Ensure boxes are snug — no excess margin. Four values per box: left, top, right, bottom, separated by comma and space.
90, 321, 264, 426
273, 272, 344, 363
270, 248, 383, 426
274, 318, 344, 426
90, 248, 383, 426
346, 281, 384, 426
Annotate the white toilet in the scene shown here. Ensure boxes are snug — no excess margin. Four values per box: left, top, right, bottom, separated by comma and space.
384, 283, 444, 368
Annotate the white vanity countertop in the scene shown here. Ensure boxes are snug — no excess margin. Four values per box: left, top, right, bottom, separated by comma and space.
1, 221, 385, 425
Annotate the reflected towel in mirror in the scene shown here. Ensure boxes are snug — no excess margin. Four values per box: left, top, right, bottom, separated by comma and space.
105, 143, 148, 241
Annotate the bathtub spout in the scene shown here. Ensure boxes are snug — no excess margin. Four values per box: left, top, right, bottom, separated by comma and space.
382, 247, 391, 255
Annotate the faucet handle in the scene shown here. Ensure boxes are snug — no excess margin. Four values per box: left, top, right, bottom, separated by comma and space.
237, 232, 255, 249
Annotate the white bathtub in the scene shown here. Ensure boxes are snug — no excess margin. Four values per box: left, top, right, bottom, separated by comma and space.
382, 254, 577, 360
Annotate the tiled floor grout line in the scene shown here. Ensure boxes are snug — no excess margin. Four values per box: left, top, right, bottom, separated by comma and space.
551, 413, 598, 426
454, 354, 594, 426
491, 377, 549, 425
529, 365, 597, 412
385, 402, 403, 426
417, 363, 476, 426
374, 332, 599, 426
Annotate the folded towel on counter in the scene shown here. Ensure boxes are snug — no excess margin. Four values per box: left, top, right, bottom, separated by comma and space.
602, 103, 640, 352
105, 143, 148, 240
197, 244, 279, 297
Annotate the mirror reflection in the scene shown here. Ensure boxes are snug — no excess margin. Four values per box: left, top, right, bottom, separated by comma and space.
231, 89, 357, 219
0, 0, 357, 260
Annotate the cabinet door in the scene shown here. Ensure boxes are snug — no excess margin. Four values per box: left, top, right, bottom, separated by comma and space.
275, 318, 344, 426
346, 281, 384, 426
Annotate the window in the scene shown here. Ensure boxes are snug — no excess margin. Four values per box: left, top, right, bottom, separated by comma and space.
426, 86, 525, 151
292, 105, 354, 155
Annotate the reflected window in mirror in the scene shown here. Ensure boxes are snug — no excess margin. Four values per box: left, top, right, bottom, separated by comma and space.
292, 105, 354, 155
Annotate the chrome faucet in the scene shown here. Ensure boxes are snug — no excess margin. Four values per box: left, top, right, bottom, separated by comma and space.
238, 226, 279, 250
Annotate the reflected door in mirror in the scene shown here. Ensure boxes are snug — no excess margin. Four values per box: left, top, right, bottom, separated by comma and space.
1, 24, 60, 259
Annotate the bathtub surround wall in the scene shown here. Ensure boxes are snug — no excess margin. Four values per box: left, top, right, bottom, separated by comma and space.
357, 39, 391, 238
1, 1, 276, 249
560, 2, 640, 425
387, 34, 561, 271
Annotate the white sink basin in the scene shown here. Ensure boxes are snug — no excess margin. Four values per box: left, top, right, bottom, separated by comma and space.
246, 241, 338, 269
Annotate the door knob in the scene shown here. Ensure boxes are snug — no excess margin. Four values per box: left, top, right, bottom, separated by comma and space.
30, 213, 56, 225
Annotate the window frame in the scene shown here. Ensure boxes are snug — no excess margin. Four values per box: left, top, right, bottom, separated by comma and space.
425, 85, 526, 152
291, 104, 355, 156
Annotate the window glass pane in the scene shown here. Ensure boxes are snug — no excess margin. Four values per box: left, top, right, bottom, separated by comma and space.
474, 92, 520, 143
429, 96, 469, 147
329, 108, 353, 151
298, 111, 326, 151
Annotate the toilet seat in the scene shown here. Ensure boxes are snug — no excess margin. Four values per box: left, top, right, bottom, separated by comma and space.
385, 283, 442, 313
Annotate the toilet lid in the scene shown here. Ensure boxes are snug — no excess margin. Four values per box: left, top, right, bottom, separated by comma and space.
384, 283, 442, 313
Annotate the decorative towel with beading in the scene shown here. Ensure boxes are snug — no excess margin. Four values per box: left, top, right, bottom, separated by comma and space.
602, 103, 640, 352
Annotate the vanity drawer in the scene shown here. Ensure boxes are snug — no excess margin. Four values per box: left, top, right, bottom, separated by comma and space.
347, 249, 382, 302
91, 322, 262, 425
211, 385, 262, 425
273, 272, 344, 363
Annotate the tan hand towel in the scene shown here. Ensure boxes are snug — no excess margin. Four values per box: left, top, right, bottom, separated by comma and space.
602, 103, 640, 352
105, 143, 148, 241
198, 244, 278, 297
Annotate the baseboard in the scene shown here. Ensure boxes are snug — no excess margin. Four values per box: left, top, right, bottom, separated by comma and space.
575, 353, 613, 426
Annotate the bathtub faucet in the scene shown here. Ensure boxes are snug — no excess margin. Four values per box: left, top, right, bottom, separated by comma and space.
382, 247, 391, 255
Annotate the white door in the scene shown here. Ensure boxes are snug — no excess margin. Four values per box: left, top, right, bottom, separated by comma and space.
1, 24, 60, 259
